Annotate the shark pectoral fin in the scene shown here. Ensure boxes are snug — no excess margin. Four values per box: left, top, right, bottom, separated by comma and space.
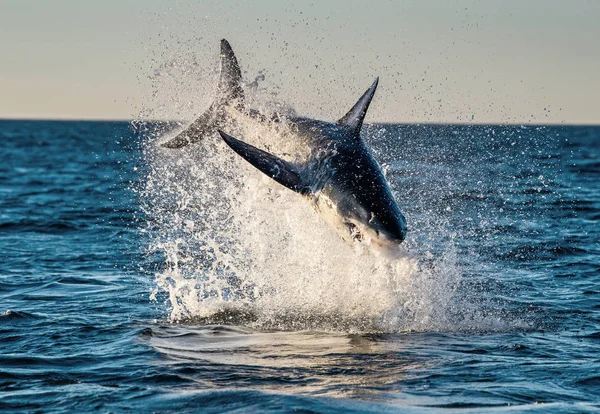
217, 130, 308, 194
337, 77, 379, 135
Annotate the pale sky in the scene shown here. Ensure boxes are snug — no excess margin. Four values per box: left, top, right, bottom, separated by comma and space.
1, 0, 599, 124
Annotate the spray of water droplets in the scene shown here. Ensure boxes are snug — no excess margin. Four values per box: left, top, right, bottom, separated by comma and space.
135, 46, 535, 334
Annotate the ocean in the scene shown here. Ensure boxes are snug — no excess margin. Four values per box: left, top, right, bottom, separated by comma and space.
0, 119, 598, 413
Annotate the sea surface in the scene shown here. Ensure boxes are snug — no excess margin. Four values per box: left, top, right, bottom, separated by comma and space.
0, 119, 598, 413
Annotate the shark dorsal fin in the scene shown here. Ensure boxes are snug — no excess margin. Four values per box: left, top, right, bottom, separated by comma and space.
337, 78, 379, 134
217, 39, 244, 107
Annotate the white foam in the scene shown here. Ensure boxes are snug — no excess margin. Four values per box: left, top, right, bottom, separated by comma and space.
140, 108, 474, 333
137, 56, 532, 334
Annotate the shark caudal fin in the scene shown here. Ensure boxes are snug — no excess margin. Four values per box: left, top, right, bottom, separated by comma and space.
337, 77, 378, 136
216, 39, 244, 108
162, 39, 245, 149
217, 130, 309, 195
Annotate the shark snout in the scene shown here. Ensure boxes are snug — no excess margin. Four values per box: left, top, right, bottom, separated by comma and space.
345, 212, 407, 247
367, 212, 407, 246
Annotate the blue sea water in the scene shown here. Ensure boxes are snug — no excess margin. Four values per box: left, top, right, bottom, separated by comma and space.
0, 119, 598, 413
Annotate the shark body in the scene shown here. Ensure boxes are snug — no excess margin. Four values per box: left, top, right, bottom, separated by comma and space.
163, 39, 407, 247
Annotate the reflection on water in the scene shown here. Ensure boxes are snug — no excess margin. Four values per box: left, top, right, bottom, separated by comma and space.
144, 322, 600, 410
146, 325, 427, 400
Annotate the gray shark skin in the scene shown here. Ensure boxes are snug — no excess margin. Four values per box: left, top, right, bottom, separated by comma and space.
163, 39, 407, 247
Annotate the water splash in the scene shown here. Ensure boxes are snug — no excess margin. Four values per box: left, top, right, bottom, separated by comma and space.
137, 53, 535, 334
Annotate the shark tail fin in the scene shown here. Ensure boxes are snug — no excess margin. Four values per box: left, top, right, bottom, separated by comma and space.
162, 39, 245, 149
216, 39, 245, 108
217, 130, 309, 195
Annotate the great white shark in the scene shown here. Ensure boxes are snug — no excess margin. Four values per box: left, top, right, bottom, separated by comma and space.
162, 39, 407, 247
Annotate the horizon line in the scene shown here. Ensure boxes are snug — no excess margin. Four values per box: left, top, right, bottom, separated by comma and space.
1, 117, 599, 127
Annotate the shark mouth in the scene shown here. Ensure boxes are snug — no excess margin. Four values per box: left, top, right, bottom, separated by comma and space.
346, 222, 365, 243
